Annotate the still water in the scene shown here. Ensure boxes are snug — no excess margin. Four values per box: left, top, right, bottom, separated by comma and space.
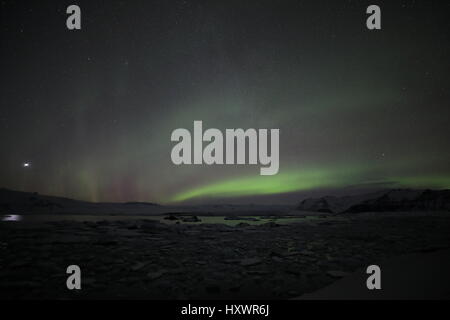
0, 214, 329, 226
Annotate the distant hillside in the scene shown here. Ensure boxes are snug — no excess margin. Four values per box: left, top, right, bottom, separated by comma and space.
0, 188, 161, 215
297, 189, 450, 214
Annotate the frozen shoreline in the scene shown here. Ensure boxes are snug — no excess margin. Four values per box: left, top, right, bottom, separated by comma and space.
1, 214, 449, 299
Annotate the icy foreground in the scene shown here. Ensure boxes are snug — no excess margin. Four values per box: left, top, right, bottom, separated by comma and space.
1, 213, 449, 299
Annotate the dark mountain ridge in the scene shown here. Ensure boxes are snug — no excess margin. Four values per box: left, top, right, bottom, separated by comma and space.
297, 189, 450, 214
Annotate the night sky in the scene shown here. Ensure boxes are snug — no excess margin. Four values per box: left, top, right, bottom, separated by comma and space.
1, 0, 449, 204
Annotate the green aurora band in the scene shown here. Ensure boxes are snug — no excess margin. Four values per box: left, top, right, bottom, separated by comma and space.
169, 166, 450, 203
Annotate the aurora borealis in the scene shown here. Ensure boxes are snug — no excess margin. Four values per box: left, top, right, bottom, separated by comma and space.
1, 0, 449, 204
170, 166, 450, 203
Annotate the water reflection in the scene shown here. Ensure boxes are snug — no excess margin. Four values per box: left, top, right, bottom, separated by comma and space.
0, 214, 327, 226
1, 215, 23, 222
